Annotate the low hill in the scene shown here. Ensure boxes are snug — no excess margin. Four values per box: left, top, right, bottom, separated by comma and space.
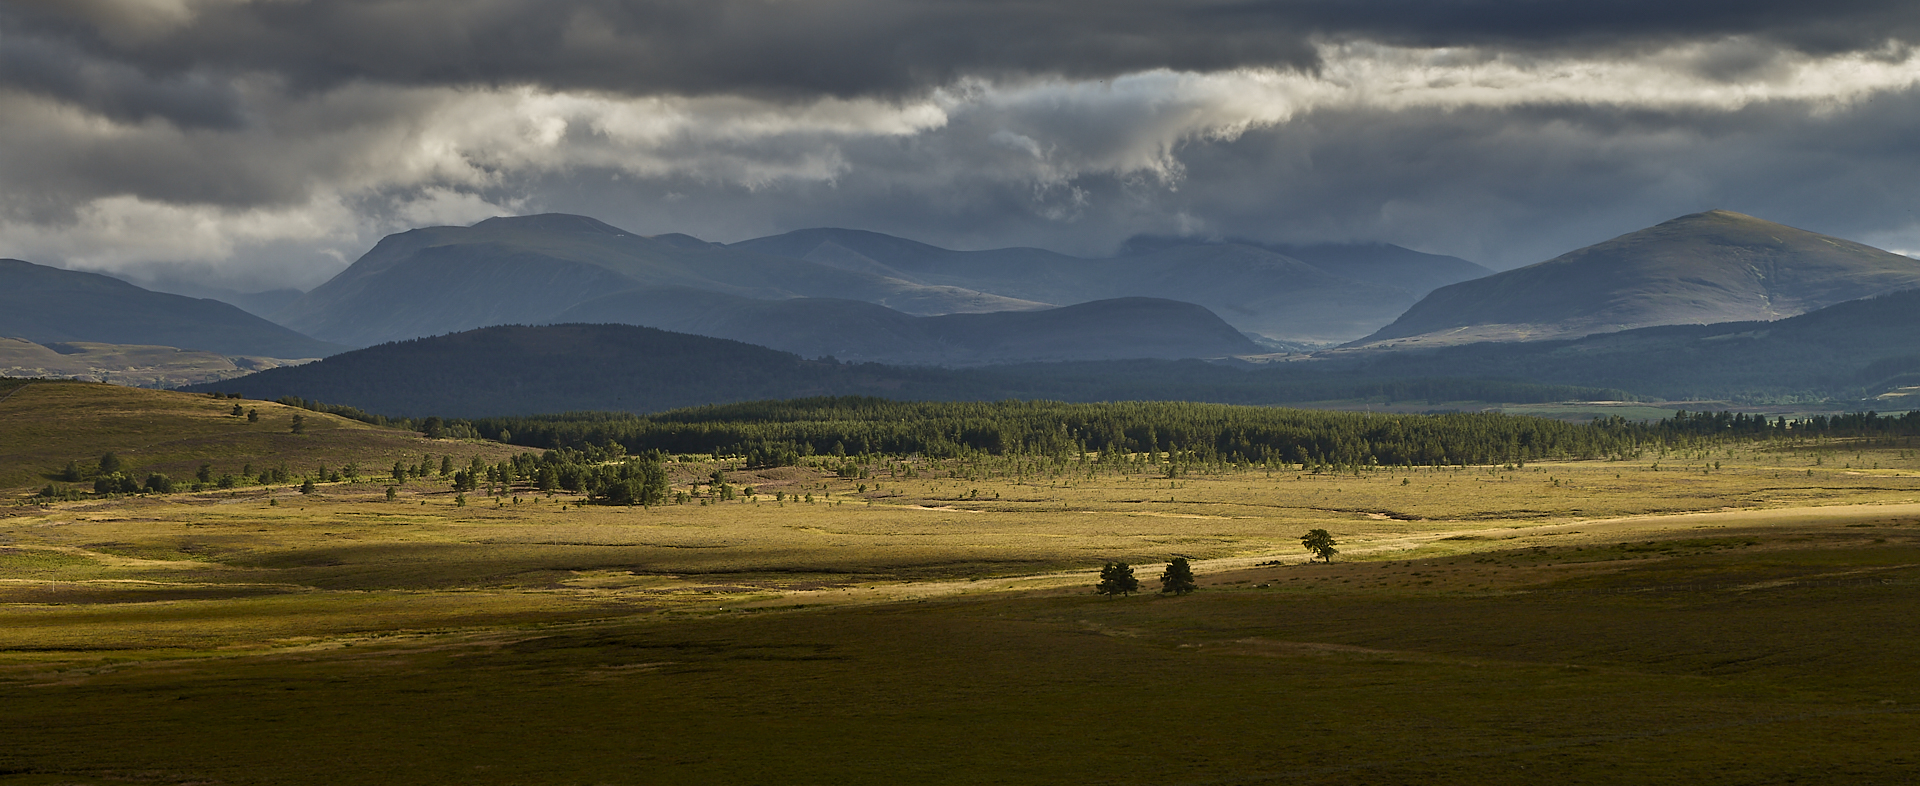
0, 338, 311, 388
0, 380, 506, 494
553, 291, 1259, 364
0, 259, 344, 359
1359, 210, 1920, 347
1335, 287, 1920, 402
276, 215, 1044, 347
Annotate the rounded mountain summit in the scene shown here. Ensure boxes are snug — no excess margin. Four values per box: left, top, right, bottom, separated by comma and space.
1354, 210, 1920, 348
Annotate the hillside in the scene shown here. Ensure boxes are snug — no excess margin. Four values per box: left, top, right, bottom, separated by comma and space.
0, 259, 344, 359
1335, 287, 1920, 401
554, 291, 1259, 364
276, 215, 1044, 347
0, 380, 507, 493
733, 229, 1491, 343
1359, 210, 1920, 347
0, 338, 311, 388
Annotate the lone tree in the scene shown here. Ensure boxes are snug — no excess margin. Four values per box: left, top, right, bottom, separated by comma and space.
1096, 562, 1140, 596
1301, 529, 1338, 563
1160, 557, 1198, 595
290, 414, 306, 434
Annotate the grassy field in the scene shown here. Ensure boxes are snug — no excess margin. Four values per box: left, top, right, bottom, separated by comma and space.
2, 384, 1919, 783
0, 380, 518, 491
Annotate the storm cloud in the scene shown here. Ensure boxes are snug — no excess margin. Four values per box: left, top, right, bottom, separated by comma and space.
3, 0, 1920, 290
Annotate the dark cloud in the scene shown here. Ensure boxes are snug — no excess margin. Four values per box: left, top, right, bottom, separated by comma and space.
6, 1, 1917, 100
4, 0, 1920, 287
0, 32, 242, 128
506, 85, 1920, 269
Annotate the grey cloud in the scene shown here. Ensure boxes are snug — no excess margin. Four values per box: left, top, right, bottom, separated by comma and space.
9, 1, 1918, 100
0, 32, 242, 128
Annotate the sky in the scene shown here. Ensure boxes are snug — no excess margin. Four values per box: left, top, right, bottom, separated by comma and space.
4, 0, 1920, 294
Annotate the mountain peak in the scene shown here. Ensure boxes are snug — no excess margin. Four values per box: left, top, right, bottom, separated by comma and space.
471, 213, 633, 235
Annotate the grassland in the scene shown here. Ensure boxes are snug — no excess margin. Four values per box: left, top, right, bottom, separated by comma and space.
0, 339, 309, 389
0, 380, 518, 491
2, 384, 1919, 784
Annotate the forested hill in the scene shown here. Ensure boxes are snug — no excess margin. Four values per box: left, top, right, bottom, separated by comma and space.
180, 324, 997, 417
182, 323, 1625, 418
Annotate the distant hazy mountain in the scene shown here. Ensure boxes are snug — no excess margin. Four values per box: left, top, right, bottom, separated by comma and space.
554, 290, 1259, 364
151, 284, 305, 320
1327, 286, 1920, 402
1357, 210, 1920, 347
277, 214, 1045, 347
733, 229, 1492, 343
0, 259, 343, 359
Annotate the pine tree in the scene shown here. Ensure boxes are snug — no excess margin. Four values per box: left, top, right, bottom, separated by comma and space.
1301, 529, 1338, 563
1159, 557, 1197, 595
299, 478, 316, 495
1095, 562, 1139, 596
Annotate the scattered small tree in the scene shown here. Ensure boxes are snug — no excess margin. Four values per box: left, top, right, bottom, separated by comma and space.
1096, 562, 1140, 596
230, 403, 245, 417
98, 452, 123, 475
385, 486, 398, 502
247, 408, 259, 423
144, 473, 175, 494
1301, 529, 1338, 563
1159, 557, 1197, 595
299, 478, 317, 495
290, 414, 306, 434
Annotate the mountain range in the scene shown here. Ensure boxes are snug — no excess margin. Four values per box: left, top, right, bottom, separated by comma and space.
271, 214, 1490, 349
11, 208, 1920, 411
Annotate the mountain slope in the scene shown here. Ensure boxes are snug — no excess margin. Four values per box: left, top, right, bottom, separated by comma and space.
1359, 210, 1920, 347
554, 289, 1260, 364
277, 215, 1044, 347
0, 259, 343, 358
